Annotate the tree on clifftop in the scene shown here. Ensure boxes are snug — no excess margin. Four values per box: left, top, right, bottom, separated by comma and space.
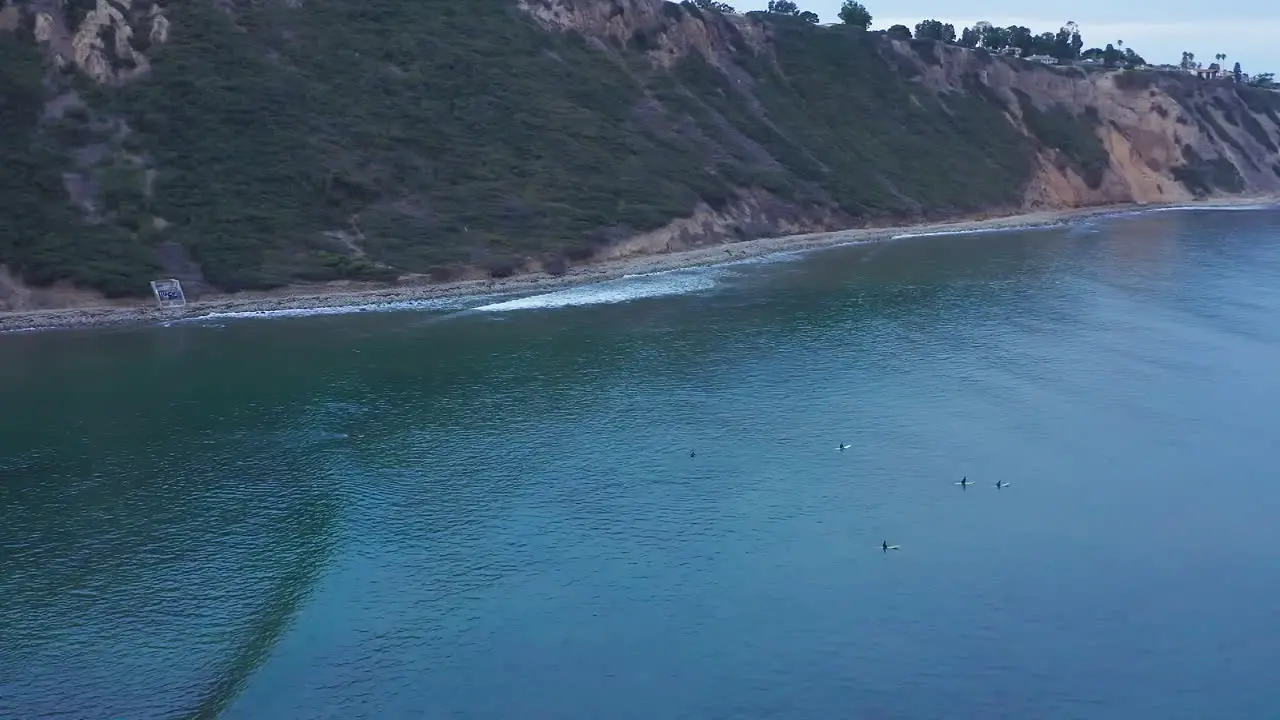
691, 0, 737, 13
886, 24, 912, 41
1121, 47, 1145, 69
972, 22, 1010, 52
1103, 43, 1120, 68
1051, 22, 1082, 61
1007, 25, 1034, 56
838, 0, 872, 29
914, 19, 956, 43
765, 0, 819, 22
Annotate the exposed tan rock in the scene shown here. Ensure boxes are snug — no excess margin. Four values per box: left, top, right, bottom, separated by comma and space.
32, 10, 54, 41
73, 0, 146, 83
150, 11, 169, 44
597, 188, 839, 261
0, 4, 20, 32
27, 0, 169, 84
898, 43, 1280, 207
518, 0, 765, 70
0, 265, 108, 312
519, 0, 1280, 217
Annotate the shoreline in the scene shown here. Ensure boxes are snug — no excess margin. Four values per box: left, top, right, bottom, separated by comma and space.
2, 196, 1276, 334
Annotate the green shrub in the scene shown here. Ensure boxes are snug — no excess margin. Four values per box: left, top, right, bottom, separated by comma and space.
1172, 144, 1245, 195
1235, 101, 1279, 152
1015, 91, 1109, 189
729, 22, 1031, 216
0, 2, 1059, 295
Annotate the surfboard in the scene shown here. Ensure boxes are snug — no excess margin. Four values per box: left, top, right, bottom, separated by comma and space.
884, 545, 900, 550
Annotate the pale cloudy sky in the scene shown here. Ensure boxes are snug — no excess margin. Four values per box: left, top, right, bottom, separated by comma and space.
739, 1, 1277, 75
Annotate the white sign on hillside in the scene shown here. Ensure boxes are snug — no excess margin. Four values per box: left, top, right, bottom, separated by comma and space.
150, 279, 187, 308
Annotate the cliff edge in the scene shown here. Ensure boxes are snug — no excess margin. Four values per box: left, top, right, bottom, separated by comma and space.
2, 0, 1279, 309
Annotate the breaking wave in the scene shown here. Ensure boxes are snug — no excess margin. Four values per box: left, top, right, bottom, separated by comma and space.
473, 270, 719, 312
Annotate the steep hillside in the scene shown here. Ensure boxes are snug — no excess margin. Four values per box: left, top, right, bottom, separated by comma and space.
2, 0, 1279, 308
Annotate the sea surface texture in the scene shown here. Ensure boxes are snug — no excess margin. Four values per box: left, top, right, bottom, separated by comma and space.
3, 207, 1280, 720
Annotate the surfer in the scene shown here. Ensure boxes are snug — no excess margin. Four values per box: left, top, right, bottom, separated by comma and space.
882, 540, 889, 552
689, 449, 696, 458
996, 480, 1005, 489
839, 442, 850, 451
959, 476, 969, 488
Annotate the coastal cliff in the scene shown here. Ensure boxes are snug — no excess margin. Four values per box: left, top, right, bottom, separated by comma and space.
2, 0, 1280, 309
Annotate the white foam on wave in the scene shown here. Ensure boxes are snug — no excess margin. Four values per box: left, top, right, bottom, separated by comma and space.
721, 249, 805, 267
887, 203, 1278, 241
473, 269, 718, 312
1144, 203, 1278, 213
1089, 203, 1279, 222
145, 202, 1277, 326
891, 223, 1059, 241
168, 295, 487, 325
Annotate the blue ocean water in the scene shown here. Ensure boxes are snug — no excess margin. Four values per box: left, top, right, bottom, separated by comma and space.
2, 206, 1279, 719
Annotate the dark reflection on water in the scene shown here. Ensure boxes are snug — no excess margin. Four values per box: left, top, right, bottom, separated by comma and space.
3, 208, 1280, 719
0, 383, 345, 718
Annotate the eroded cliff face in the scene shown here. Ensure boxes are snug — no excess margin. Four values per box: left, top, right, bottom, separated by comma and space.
519, 0, 768, 68
906, 41, 1280, 207
26, 0, 168, 84
523, 0, 1280, 212
2, 0, 1279, 309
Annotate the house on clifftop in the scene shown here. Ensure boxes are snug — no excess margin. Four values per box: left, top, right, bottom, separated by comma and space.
1196, 63, 1221, 79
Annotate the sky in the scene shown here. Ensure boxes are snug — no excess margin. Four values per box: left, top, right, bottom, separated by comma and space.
739, 0, 1278, 75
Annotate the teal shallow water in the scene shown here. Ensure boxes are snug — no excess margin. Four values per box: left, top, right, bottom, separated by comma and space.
3, 208, 1280, 719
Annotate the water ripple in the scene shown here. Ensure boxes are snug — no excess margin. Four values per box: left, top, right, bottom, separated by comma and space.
3, 208, 1280, 719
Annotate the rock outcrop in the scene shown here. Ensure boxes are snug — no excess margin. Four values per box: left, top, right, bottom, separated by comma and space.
522, 0, 1280, 210
26, 0, 168, 83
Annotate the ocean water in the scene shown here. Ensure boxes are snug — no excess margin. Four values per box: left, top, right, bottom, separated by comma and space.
3, 207, 1280, 719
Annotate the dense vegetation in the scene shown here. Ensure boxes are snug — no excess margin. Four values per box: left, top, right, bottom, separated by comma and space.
1, 32, 159, 296
721, 17, 1030, 215
0, 0, 1271, 298
1173, 144, 1245, 195
0, 0, 1038, 296
95, 0, 736, 290
1013, 91, 1110, 189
